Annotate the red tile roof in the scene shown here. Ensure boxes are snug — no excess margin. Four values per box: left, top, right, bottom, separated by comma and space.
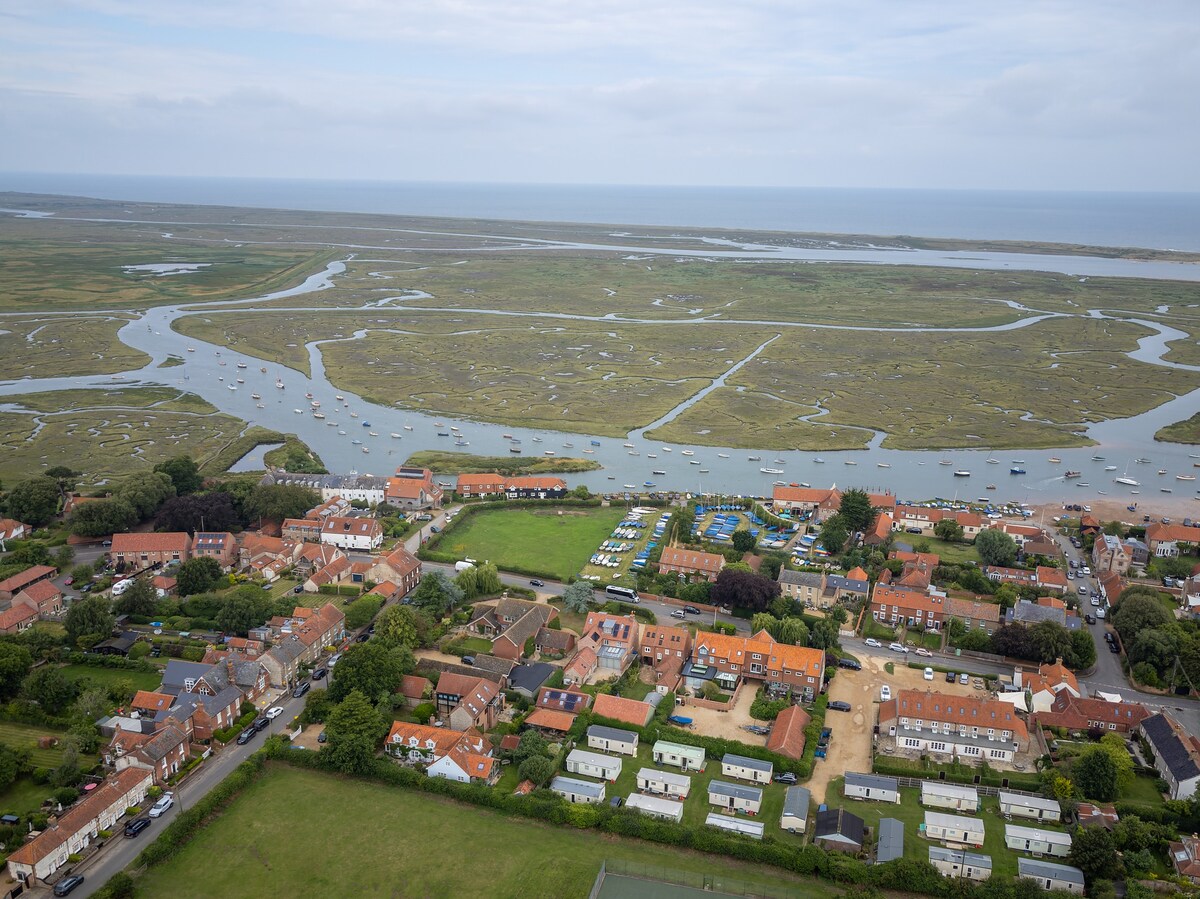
0, 565, 56, 594
110, 532, 190, 553
524, 708, 577, 731
880, 689, 1029, 742
659, 547, 725, 575
591, 694, 653, 727
17, 579, 61, 604
766, 704, 811, 759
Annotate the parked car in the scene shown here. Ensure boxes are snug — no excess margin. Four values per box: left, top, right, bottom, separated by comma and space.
265, 706, 284, 720
864, 638, 882, 648
461, 656, 475, 666
253, 716, 271, 732
63, 576, 73, 586
609, 796, 624, 807
682, 605, 701, 615
311, 668, 327, 680
236, 727, 257, 745
914, 648, 932, 657
1084, 614, 1096, 624
293, 585, 303, 594
880, 685, 892, 701
774, 772, 799, 785
123, 817, 151, 838
959, 673, 969, 685
429, 526, 440, 533
148, 793, 174, 818
1109, 642, 1120, 653
837, 658, 861, 670
888, 643, 908, 653
356, 632, 371, 642
670, 609, 686, 619
53, 876, 85, 896
318, 730, 327, 743
827, 701, 852, 712
945, 670, 956, 682
529, 579, 545, 587
923, 667, 934, 680
328, 653, 343, 668
293, 682, 311, 698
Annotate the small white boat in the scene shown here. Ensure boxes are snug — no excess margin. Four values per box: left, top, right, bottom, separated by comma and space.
404, 424, 413, 431
761, 467, 784, 474
623, 484, 636, 490
256, 403, 265, 409
648, 454, 658, 459
1048, 457, 1061, 463
186, 347, 195, 353
311, 401, 320, 408
628, 451, 640, 456
689, 460, 700, 465
717, 453, 730, 459
939, 459, 953, 466
953, 470, 971, 477
583, 449, 594, 454
1177, 474, 1197, 481
362, 446, 369, 454
236, 362, 247, 369
844, 460, 857, 466
293, 408, 303, 414
680, 449, 694, 456
275, 380, 284, 389
545, 450, 556, 456
250, 393, 261, 400
813, 457, 824, 463
335, 395, 344, 401
986, 458, 999, 464
662, 447, 672, 452
313, 412, 325, 419
369, 431, 379, 437
227, 384, 237, 391
391, 433, 402, 439
350, 412, 359, 418
877, 462, 891, 468
1104, 465, 1117, 471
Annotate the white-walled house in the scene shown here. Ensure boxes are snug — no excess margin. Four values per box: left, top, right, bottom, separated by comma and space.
708, 780, 763, 815
626, 793, 684, 822
844, 772, 900, 803
781, 786, 811, 833
721, 753, 773, 784
1017, 859, 1085, 894
929, 847, 992, 882
587, 724, 638, 757
653, 740, 705, 772
551, 776, 606, 804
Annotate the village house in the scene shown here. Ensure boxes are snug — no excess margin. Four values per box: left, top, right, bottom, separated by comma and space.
1145, 522, 1200, 557
0, 518, 30, 543
1169, 834, 1200, 884
591, 693, 654, 728
0, 565, 57, 602
564, 611, 639, 684
260, 638, 306, 689
434, 672, 504, 732
1076, 803, 1120, 829
192, 531, 238, 569
944, 596, 1001, 634
1139, 712, 1200, 799
0, 604, 38, 635
1032, 693, 1151, 735
535, 687, 591, 716
384, 466, 443, 510
110, 722, 189, 786
399, 675, 432, 708
454, 474, 508, 497
864, 513, 894, 547
535, 626, 576, 658
111, 532, 191, 568
320, 516, 383, 551
261, 472, 388, 506
384, 721, 497, 784
1016, 659, 1081, 714
893, 505, 985, 541
453, 473, 567, 498
306, 496, 353, 521
1092, 534, 1132, 574
5, 768, 152, 886
770, 486, 841, 521
777, 569, 824, 604
658, 547, 726, 582
523, 707, 576, 734
870, 583, 947, 631
1006, 597, 1080, 631
366, 545, 422, 600
689, 630, 825, 701
639, 624, 691, 668
822, 569, 870, 605
13, 579, 64, 617
469, 598, 556, 661
239, 533, 300, 572
879, 689, 1030, 763
281, 517, 323, 542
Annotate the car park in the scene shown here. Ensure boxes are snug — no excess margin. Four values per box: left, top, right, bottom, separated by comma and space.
864, 638, 882, 648
827, 700, 852, 712
880, 685, 892, 701
148, 793, 174, 818
265, 706, 284, 719
123, 817, 151, 838
236, 727, 257, 745
888, 642, 908, 653
53, 876, 85, 896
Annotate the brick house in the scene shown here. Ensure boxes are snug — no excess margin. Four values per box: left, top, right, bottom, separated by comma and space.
384, 467, 443, 510
689, 630, 825, 700
366, 546, 423, 600
944, 597, 1001, 634
879, 689, 1029, 763
281, 518, 323, 542
0, 565, 56, 602
110, 532, 191, 568
455, 474, 507, 497
0, 604, 38, 635
192, 532, 239, 569
1032, 693, 1151, 734
434, 672, 504, 731
111, 723, 189, 786
639, 624, 692, 668
658, 547, 725, 582
385, 722, 496, 784
0, 518, 30, 542
871, 584, 947, 631
535, 627, 576, 657
469, 598, 556, 661
14, 579, 64, 617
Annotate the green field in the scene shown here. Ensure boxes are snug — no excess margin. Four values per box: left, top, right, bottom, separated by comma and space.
436, 506, 625, 580
406, 450, 601, 476
0, 776, 54, 817
57, 663, 163, 695
895, 536, 983, 566
0, 721, 98, 769
133, 765, 835, 899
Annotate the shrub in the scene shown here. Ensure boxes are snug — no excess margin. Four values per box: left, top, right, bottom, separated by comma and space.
412, 702, 436, 724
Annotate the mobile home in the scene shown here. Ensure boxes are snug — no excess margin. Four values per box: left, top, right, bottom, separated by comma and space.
636, 767, 692, 799
550, 776, 606, 805
1005, 824, 1072, 858
626, 793, 684, 823
707, 780, 763, 815
653, 740, 706, 772
587, 724, 638, 757
923, 811, 985, 847
721, 753, 773, 784
780, 786, 811, 833
1017, 858, 1085, 894
705, 813, 764, 840
565, 749, 622, 782
844, 772, 900, 803
929, 847, 993, 882
998, 791, 1061, 823
921, 781, 979, 813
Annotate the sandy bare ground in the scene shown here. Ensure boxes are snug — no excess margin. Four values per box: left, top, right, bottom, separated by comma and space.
678, 686, 765, 744
1033, 493, 1196, 526
291, 724, 324, 751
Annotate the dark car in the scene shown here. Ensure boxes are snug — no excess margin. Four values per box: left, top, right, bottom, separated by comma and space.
312, 668, 327, 680
54, 876, 85, 896
945, 670, 956, 683
682, 605, 701, 615
356, 632, 371, 643
837, 658, 861, 671
609, 796, 624, 807
827, 700, 852, 712
1084, 614, 1096, 624
293, 681, 311, 698
236, 727, 256, 745
529, 579, 545, 587
293, 585, 303, 594
774, 772, 799, 784
461, 655, 475, 666
318, 730, 327, 744
430, 526, 440, 533
253, 716, 271, 732
1109, 642, 1120, 653
124, 817, 152, 838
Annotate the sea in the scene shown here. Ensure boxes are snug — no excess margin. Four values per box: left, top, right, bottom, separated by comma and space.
3, 172, 1200, 252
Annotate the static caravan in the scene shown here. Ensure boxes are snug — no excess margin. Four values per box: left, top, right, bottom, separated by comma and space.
780, 786, 811, 833
1005, 824, 1072, 858
550, 776, 606, 805
721, 753, 773, 784
636, 767, 692, 800
626, 793, 684, 823
587, 724, 638, 757
844, 772, 900, 804
923, 811, 985, 848
1017, 858, 1085, 894
877, 818, 905, 863
705, 812, 764, 840
653, 740, 706, 772
565, 749, 622, 782
998, 791, 1061, 823
929, 847, 993, 882
707, 780, 763, 815
921, 781, 979, 813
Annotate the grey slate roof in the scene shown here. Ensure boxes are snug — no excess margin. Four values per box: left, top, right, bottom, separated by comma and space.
266, 638, 307, 664
140, 725, 186, 762
1142, 713, 1200, 783
782, 786, 811, 821
930, 847, 992, 870
550, 776, 604, 799
1009, 601, 1065, 626
588, 724, 637, 744
846, 772, 898, 792
778, 570, 823, 587
160, 660, 212, 694
508, 662, 554, 696
877, 818, 905, 863
1017, 858, 1084, 886
708, 780, 763, 803
723, 753, 772, 773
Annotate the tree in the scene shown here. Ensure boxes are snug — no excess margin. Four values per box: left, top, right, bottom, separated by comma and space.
1069, 826, 1123, 883
328, 642, 411, 704
374, 605, 421, 651
778, 617, 810, 647
1029, 620, 1072, 664
0, 744, 29, 793
1067, 629, 1097, 669
343, 596, 382, 631
810, 619, 840, 650
243, 484, 321, 523
561, 581, 594, 613
216, 587, 273, 635
475, 562, 502, 595
153, 456, 203, 495
0, 643, 34, 701
512, 730, 548, 764
710, 569, 780, 613
114, 578, 158, 618
1074, 745, 1119, 801
21, 666, 78, 715
679, 581, 711, 606
455, 565, 480, 599
570, 485, 590, 500
111, 471, 175, 519
989, 623, 1031, 659
153, 492, 238, 533
321, 689, 387, 775
751, 612, 779, 637
175, 556, 223, 597
1097, 733, 1135, 791
410, 571, 464, 618
70, 687, 112, 726
819, 514, 850, 554
731, 530, 757, 554
958, 629, 992, 652
64, 595, 115, 648
69, 499, 138, 538
838, 489, 876, 533
976, 529, 1018, 566
4, 476, 61, 525
518, 755, 556, 786
933, 519, 964, 543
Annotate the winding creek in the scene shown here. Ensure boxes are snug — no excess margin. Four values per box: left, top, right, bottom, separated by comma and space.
4, 219, 1200, 506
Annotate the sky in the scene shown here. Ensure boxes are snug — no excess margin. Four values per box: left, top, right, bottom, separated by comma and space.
1, 1, 1198, 191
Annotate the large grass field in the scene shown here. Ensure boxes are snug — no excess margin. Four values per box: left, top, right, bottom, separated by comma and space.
57, 664, 163, 695
134, 765, 837, 899
436, 506, 625, 580
0, 776, 54, 817
0, 721, 98, 769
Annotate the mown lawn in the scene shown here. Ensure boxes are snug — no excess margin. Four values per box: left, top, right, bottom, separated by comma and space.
134, 764, 836, 899
0, 721, 98, 769
437, 507, 625, 580
0, 777, 53, 817
58, 663, 163, 695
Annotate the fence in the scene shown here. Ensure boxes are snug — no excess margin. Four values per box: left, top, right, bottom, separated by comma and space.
885, 773, 1045, 799
590, 858, 808, 899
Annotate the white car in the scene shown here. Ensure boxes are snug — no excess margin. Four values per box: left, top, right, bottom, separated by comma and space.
924, 667, 935, 680
880, 685, 892, 701
265, 706, 284, 720
914, 648, 933, 657
888, 642, 909, 653
1091, 597, 1100, 607
148, 793, 174, 818
864, 638, 882, 648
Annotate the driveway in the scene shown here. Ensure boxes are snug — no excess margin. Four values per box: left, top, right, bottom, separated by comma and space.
678, 685, 763, 743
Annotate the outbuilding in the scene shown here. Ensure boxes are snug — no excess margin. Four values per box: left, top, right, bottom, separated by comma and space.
705, 813, 764, 840
550, 776, 606, 804
921, 781, 980, 812
565, 749, 622, 782
707, 780, 763, 815
998, 791, 1061, 823
626, 793, 685, 823
929, 847, 993, 882
780, 785, 811, 833
653, 740, 706, 772
721, 753, 773, 784
813, 807, 865, 853
1017, 858, 1085, 894
923, 811, 985, 848
636, 767, 692, 800
1005, 824, 1072, 858
877, 818, 905, 863
844, 772, 900, 804
587, 724, 638, 757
